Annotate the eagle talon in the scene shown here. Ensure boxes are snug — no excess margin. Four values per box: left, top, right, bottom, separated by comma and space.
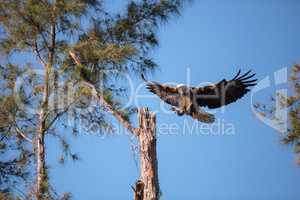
171, 107, 184, 116
177, 111, 184, 116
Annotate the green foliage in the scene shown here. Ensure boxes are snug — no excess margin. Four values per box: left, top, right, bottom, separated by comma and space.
0, 192, 21, 200
0, 65, 32, 197
283, 65, 300, 163
255, 64, 300, 165
0, 0, 101, 55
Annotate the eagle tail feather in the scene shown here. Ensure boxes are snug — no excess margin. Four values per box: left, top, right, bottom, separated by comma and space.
191, 112, 215, 123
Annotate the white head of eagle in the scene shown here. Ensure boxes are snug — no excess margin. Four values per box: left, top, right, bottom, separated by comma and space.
175, 84, 189, 95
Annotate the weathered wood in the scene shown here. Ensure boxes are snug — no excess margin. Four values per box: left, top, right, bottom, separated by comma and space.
137, 108, 159, 200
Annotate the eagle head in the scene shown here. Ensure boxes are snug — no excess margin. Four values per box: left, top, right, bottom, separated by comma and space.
176, 84, 189, 95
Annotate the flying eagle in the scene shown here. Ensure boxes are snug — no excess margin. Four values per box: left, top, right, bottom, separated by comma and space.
142, 70, 257, 123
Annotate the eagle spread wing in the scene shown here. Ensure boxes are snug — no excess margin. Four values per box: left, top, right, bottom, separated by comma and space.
146, 82, 180, 107
142, 74, 180, 107
194, 70, 257, 109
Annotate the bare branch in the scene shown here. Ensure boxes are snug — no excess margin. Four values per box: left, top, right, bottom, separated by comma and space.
15, 127, 33, 143
44, 97, 79, 132
97, 92, 139, 136
69, 51, 81, 66
33, 40, 47, 67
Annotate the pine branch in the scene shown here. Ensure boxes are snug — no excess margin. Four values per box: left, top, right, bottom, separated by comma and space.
68, 50, 140, 137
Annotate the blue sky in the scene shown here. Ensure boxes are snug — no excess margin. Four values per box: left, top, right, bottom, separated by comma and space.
47, 0, 300, 199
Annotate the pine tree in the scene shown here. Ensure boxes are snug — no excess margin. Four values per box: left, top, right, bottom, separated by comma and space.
0, 0, 186, 199
0, 64, 32, 198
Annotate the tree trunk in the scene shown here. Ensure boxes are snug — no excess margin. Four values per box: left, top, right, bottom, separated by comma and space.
36, 116, 47, 200
136, 108, 160, 200
36, 67, 50, 200
36, 8, 56, 198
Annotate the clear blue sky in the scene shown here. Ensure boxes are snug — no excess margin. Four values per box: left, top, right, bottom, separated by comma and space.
47, 0, 300, 199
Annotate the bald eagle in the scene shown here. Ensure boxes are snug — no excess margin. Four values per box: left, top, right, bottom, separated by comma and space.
142, 70, 257, 123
